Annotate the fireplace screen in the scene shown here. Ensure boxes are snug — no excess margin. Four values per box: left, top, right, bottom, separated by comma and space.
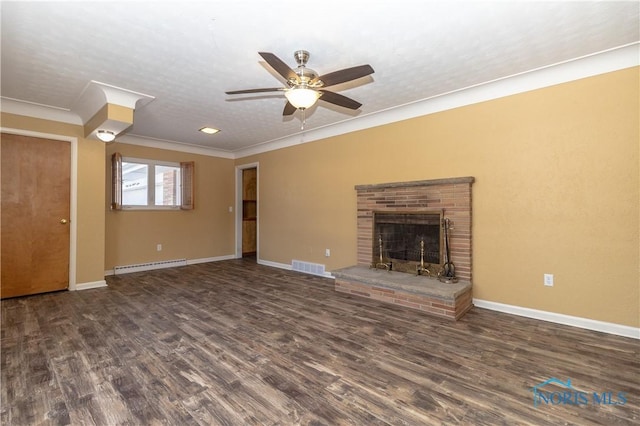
372, 211, 442, 273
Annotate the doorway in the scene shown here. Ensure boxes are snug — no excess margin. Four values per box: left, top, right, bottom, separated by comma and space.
241, 167, 257, 257
1, 133, 72, 298
236, 164, 258, 259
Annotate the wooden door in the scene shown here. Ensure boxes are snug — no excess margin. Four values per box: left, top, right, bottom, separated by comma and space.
1, 133, 71, 298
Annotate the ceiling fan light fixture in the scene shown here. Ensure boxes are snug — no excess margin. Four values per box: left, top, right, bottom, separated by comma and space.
284, 88, 320, 109
96, 130, 116, 142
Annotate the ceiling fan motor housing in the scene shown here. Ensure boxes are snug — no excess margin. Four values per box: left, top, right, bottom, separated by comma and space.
290, 50, 320, 88
294, 50, 310, 66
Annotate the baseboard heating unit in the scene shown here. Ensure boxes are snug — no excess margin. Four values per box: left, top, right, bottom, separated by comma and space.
292, 259, 326, 277
113, 259, 187, 275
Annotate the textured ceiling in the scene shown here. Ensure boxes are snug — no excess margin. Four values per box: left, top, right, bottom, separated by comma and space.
1, 1, 638, 154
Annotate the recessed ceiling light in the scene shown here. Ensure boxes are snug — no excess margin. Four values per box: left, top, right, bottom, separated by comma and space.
199, 127, 220, 135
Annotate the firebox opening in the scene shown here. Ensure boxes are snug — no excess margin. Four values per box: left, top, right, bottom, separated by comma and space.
372, 211, 443, 274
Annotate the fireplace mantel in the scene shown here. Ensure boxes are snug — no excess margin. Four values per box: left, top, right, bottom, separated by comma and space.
355, 176, 475, 191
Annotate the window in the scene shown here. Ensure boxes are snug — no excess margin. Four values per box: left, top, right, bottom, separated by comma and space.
111, 153, 194, 210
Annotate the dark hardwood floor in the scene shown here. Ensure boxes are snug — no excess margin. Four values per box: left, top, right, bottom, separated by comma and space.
2, 259, 639, 425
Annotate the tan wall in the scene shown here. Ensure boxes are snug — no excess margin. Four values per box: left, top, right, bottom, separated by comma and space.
104, 143, 235, 269
237, 68, 639, 327
1, 113, 106, 285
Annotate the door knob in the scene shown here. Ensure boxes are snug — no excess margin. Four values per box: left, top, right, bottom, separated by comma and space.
60, 219, 68, 224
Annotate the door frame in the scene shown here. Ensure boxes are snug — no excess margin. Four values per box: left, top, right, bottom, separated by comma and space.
1, 127, 78, 290
235, 162, 259, 259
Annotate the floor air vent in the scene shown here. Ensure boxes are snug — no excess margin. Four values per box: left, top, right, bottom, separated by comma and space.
113, 259, 187, 275
292, 260, 326, 277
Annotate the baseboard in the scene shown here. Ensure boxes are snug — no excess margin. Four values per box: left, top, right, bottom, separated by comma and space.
258, 258, 334, 279
473, 299, 639, 340
104, 254, 236, 276
257, 259, 292, 271
74, 280, 108, 291
187, 255, 236, 265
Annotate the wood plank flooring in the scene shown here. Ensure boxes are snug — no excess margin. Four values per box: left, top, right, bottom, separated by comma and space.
1, 259, 639, 425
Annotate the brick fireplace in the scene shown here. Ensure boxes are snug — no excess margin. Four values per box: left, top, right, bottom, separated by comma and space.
357, 177, 474, 280
333, 177, 475, 320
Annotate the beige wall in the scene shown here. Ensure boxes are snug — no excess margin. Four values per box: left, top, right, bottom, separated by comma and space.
1, 113, 106, 285
104, 143, 235, 269
237, 68, 639, 327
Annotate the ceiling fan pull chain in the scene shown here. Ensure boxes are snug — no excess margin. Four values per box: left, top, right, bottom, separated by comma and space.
301, 109, 306, 130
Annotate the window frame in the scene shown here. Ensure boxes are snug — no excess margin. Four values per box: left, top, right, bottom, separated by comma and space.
111, 153, 194, 211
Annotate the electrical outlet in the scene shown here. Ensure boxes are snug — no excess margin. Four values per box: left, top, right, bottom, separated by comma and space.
157, 244, 162, 252
544, 274, 554, 287
228, 206, 233, 212
325, 248, 331, 257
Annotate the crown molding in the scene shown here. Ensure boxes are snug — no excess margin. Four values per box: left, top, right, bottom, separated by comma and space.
115, 134, 235, 159
0, 97, 83, 125
234, 42, 639, 158
2, 43, 637, 159
71, 80, 155, 124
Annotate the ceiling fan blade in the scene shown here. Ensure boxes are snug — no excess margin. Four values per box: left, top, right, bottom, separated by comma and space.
225, 88, 284, 95
314, 64, 374, 87
283, 101, 296, 116
318, 90, 362, 110
259, 52, 298, 82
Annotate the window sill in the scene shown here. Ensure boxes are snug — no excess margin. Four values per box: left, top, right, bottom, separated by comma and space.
120, 206, 182, 211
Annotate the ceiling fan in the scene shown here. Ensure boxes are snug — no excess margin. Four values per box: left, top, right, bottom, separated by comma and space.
225, 50, 374, 117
